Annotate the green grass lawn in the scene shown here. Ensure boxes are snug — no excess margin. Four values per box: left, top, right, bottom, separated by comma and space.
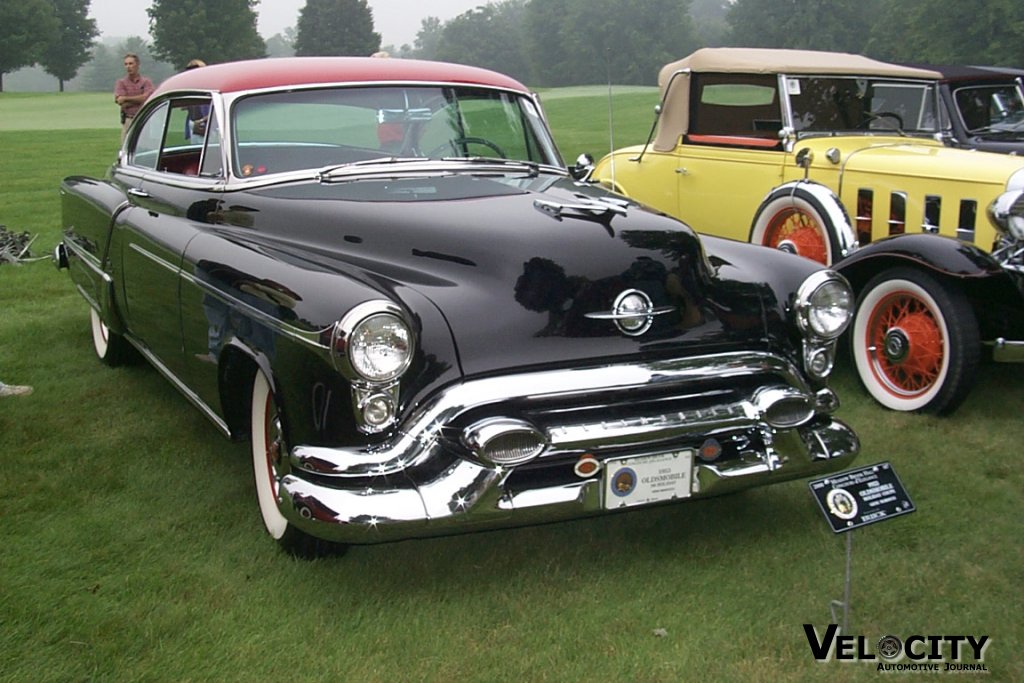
0, 91, 1021, 682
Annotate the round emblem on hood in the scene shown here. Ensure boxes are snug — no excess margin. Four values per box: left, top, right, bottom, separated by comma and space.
584, 289, 675, 337
613, 289, 656, 336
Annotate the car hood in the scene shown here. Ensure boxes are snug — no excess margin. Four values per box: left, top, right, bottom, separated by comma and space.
229, 173, 777, 377
798, 136, 1024, 185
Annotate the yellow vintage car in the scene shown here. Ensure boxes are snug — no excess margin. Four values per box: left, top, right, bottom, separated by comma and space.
589, 48, 1024, 415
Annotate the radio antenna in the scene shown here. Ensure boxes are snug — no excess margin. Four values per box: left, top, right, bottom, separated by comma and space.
605, 48, 615, 187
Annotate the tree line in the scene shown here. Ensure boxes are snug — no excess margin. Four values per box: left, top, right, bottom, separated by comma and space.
2, 0, 1021, 93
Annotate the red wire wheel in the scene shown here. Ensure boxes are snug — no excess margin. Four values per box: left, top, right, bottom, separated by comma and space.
863, 289, 944, 397
750, 188, 841, 265
852, 268, 979, 414
760, 207, 830, 265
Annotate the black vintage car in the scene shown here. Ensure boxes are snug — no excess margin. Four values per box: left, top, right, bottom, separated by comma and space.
922, 64, 1024, 154
55, 57, 858, 556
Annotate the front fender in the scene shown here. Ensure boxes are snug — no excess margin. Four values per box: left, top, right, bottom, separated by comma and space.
835, 233, 1024, 345
835, 233, 1004, 286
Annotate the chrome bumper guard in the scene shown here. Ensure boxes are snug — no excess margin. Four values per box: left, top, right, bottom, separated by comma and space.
990, 337, 1024, 362
279, 351, 859, 544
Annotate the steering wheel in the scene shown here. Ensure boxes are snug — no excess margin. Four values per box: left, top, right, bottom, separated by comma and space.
428, 136, 507, 159
866, 111, 905, 130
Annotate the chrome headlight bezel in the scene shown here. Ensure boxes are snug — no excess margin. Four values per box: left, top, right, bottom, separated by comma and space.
795, 270, 854, 341
331, 301, 415, 384
988, 189, 1024, 241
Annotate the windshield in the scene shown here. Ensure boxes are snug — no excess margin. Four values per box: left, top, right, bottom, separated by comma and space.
230, 85, 563, 178
952, 83, 1024, 134
787, 76, 938, 135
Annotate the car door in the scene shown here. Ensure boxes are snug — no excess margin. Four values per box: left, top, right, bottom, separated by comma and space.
113, 97, 214, 381
672, 74, 787, 242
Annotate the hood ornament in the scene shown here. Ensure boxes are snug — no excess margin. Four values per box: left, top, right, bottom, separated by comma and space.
584, 289, 675, 336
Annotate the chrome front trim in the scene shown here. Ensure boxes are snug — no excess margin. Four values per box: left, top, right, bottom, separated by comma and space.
278, 416, 858, 544
289, 351, 816, 478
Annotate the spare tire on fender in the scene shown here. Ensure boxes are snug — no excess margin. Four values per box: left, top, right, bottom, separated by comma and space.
750, 182, 856, 266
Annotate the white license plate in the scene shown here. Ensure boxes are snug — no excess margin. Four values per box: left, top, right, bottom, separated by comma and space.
604, 450, 694, 509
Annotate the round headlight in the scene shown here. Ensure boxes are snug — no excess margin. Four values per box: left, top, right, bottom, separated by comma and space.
797, 271, 853, 339
988, 190, 1024, 240
348, 312, 413, 382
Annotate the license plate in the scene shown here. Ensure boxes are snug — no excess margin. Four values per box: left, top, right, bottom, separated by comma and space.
604, 450, 694, 509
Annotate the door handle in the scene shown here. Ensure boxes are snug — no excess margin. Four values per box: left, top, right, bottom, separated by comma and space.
675, 168, 689, 175
127, 188, 150, 198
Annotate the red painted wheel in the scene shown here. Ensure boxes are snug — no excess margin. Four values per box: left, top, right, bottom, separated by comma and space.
851, 268, 979, 414
750, 188, 842, 265
760, 207, 830, 265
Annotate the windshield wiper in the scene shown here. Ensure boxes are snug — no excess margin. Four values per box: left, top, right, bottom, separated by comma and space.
317, 156, 428, 180
436, 156, 541, 176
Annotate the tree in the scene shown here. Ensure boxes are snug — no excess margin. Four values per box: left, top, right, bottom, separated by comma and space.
434, 1, 531, 82
0, 0, 59, 91
266, 27, 297, 58
866, 0, 1024, 66
524, 0, 695, 86
294, 0, 381, 57
39, 0, 99, 92
690, 0, 730, 46
726, 0, 882, 54
411, 16, 443, 60
148, 0, 265, 69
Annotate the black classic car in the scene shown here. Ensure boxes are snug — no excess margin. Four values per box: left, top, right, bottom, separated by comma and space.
922, 63, 1024, 154
55, 58, 858, 556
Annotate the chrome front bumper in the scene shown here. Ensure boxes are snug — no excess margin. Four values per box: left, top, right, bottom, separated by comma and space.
277, 351, 860, 544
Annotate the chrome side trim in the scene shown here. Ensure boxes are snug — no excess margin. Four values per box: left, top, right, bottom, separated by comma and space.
989, 338, 1024, 362
129, 339, 231, 437
128, 242, 178, 274
182, 268, 327, 351
63, 237, 112, 283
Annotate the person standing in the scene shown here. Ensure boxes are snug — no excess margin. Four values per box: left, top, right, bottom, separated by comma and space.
184, 59, 209, 142
114, 53, 155, 142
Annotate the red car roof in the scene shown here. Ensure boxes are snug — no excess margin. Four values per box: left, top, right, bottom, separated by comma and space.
153, 57, 529, 96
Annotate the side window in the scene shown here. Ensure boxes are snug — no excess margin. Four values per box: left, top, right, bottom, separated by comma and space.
690, 74, 780, 136
130, 101, 169, 170
199, 111, 223, 177
127, 98, 214, 177
161, 98, 212, 176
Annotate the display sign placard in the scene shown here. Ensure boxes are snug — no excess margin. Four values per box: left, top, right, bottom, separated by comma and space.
808, 462, 914, 533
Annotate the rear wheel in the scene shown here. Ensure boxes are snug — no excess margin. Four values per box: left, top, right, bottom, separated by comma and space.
90, 308, 132, 366
750, 188, 842, 265
250, 370, 346, 558
851, 268, 979, 414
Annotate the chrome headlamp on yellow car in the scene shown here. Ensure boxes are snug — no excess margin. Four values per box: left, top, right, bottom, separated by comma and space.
988, 189, 1024, 241
794, 271, 853, 379
331, 301, 415, 434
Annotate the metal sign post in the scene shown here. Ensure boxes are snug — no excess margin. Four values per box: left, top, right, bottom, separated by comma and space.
809, 462, 915, 633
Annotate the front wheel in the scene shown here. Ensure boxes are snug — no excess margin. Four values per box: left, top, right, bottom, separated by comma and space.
851, 268, 979, 414
250, 370, 346, 558
750, 187, 844, 265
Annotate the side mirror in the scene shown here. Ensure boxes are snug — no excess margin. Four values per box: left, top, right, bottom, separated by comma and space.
570, 153, 594, 181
